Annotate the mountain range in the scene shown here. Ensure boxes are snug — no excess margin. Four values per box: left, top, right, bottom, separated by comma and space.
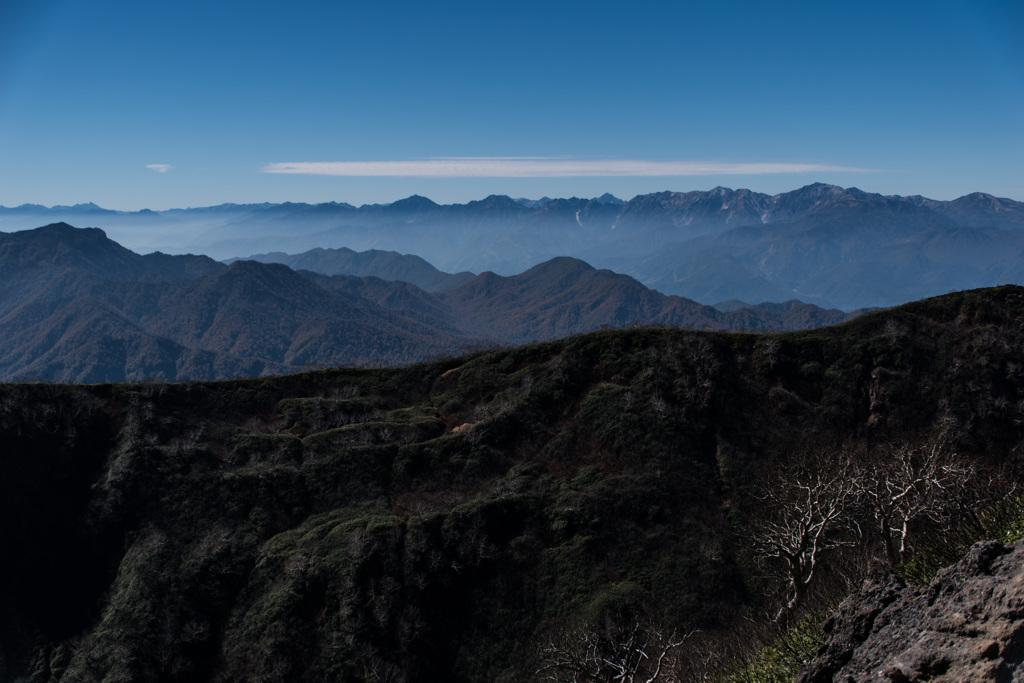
2, 285, 1022, 681
3, 184, 1023, 310
0, 223, 865, 383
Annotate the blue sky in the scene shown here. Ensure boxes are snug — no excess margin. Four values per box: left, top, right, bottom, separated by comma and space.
0, 0, 1021, 210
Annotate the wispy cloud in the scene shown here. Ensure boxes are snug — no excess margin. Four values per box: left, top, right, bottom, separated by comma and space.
146, 164, 172, 173
260, 157, 877, 178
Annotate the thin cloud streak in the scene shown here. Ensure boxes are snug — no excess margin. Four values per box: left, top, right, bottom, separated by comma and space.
146, 164, 172, 173
260, 158, 877, 178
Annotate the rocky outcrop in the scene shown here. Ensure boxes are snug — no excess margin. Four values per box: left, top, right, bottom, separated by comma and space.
797, 540, 1024, 682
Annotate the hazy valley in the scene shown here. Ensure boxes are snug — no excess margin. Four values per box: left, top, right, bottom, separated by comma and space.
3, 185, 1024, 681
4, 184, 1024, 310
6, 0, 1022, 679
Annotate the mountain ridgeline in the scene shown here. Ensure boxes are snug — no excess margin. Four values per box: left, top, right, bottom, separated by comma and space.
3, 184, 1023, 310
1, 286, 1023, 681
0, 223, 865, 383
227, 246, 478, 292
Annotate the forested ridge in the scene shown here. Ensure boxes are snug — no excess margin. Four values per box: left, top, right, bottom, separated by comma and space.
0, 223, 863, 383
2, 286, 1024, 682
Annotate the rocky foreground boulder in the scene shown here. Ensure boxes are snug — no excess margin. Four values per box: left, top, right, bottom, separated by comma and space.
797, 540, 1024, 682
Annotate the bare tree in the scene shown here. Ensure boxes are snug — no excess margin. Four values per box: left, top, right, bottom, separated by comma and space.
358, 644, 407, 683
535, 617, 695, 683
749, 460, 861, 619
857, 438, 976, 567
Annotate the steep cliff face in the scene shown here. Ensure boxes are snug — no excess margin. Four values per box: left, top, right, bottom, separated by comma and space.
797, 540, 1024, 682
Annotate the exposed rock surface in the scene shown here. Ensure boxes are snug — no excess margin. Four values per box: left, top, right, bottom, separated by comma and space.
797, 540, 1024, 682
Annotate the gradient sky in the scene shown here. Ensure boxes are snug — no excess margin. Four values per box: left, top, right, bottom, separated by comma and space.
0, 0, 1021, 210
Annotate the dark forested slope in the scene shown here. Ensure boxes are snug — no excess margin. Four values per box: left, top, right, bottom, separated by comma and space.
1, 286, 1023, 682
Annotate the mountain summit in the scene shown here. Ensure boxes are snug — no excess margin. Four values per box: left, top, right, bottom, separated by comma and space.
3, 185, 1023, 309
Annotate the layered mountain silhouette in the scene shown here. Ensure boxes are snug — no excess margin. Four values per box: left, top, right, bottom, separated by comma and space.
0, 223, 863, 382
231, 246, 476, 292
3, 184, 1021, 309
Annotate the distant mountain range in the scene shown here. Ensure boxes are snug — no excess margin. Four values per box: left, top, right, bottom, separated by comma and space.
0, 223, 864, 382
3, 184, 1022, 310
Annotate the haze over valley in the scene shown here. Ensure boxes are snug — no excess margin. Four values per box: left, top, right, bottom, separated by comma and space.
2, 0, 1023, 681
4, 182, 1024, 312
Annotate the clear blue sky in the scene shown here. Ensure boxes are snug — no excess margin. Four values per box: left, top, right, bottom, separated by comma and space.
0, 0, 1021, 210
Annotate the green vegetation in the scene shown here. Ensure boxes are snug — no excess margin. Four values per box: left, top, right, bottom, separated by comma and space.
718, 611, 830, 683
896, 495, 1024, 586
1, 286, 1024, 682
710, 493, 1024, 683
